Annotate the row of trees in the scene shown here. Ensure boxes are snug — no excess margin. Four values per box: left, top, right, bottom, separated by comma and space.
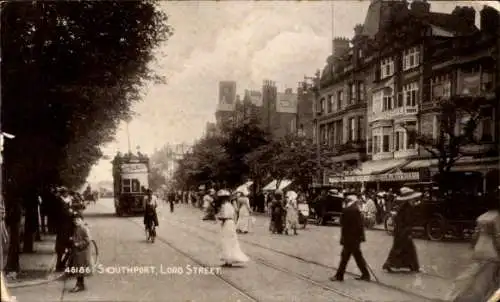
173, 117, 338, 193
1, 1, 172, 271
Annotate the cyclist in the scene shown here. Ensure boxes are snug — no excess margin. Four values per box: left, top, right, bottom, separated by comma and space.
143, 189, 159, 236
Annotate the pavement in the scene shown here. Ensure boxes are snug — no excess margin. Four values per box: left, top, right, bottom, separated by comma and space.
5, 234, 63, 289
7, 199, 476, 302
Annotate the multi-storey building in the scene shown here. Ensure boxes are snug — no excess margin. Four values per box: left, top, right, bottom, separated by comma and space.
315, 33, 370, 185
296, 78, 317, 139
315, 0, 499, 191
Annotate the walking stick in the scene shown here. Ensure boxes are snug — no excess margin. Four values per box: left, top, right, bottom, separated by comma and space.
365, 261, 379, 283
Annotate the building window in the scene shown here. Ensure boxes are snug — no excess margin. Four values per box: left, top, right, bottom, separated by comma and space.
122, 179, 131, 193
431, 75, 451, 101
406, 121, 417, 149
328, 95, 333, 113
320, 98, 325, 114
432, 115, 438, 140
394, 131, 405, 151
337, 90, 343, 110
403, 82, 419, 107
403, 46, 420, 70
382, 135, 390, 152
383, 94, 393, 111
381, 57, 394, 79
328, 123, 334, 146
358, 48, 363, 58
357, 116, 365, 142
290, 118, 296, 133
373, 136, 380, 153
481, 116, 493, 142
348, 117, 356, 141
349, 83, 356, 105
335, 120, 343, 145
358, 82, 365, 102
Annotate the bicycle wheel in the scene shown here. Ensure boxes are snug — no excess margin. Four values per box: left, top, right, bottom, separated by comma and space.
89, 240, 99, 268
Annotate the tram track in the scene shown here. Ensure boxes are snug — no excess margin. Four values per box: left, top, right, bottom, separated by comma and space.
166, 215, 438, 302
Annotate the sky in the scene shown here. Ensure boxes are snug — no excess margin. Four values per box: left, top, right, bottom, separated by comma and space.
87, 0, 500, 183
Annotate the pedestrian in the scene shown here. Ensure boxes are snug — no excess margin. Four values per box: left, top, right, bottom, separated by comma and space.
284, 190, 299, 235
382, 187, 421, 273
55, 188, 74, 272
168, 190, 175, 213
202, 189, 216, 220
330, 193, 370, 282
216, 189, 250, 267
236, 188, 252, 234
445, 190, 500, 302
68, 212, 92, 292
269, 190, 285, 234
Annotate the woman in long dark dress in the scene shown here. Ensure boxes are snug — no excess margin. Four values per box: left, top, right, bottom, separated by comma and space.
383, 187, 421, 273
270, 190, 285, 234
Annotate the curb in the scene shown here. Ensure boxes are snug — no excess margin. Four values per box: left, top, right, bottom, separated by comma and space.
6, 272, 65, 289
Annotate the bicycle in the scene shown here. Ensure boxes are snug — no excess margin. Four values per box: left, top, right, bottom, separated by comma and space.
145, 219, 156, 243
48, 239, 99, 275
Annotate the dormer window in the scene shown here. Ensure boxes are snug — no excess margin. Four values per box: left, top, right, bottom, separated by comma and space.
403, 46, 420, 70
380, 57, 394, 79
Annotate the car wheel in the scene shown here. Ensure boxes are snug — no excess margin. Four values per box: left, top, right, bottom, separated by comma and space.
426, 215, 446, 241
384, 214, 395, 235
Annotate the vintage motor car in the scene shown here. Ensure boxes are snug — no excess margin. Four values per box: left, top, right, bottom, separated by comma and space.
384, 173, 489, 241
310, 186, 344, 225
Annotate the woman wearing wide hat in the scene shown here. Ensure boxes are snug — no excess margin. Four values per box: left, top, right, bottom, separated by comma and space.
383, 187, 421, 273
216, 189, 249, 267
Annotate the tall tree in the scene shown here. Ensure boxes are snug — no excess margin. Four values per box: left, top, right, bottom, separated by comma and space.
1, 1, 172, 270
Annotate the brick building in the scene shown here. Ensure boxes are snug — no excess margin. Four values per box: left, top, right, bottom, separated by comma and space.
315, 0, 499, 191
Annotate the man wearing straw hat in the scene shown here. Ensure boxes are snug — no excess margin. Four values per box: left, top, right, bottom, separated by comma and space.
330, 193, 371, 282
382, 187, 421, 273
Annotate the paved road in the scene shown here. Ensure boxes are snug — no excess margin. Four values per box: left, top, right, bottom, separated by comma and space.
11, 198, 472, 302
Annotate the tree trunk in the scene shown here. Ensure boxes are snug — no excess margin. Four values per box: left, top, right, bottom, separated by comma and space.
5, 201, 21, 272
22, 200, 37, 253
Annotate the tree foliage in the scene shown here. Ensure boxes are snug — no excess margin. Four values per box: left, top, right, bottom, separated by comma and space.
408, 95, 492, 176
245, 134, 337, 191
1, 0, 172, 271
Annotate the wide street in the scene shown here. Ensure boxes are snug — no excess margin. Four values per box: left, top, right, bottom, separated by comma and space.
11, 198, 472, 302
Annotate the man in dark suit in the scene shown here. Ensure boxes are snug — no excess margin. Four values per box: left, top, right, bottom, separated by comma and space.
330, 193, 370, 282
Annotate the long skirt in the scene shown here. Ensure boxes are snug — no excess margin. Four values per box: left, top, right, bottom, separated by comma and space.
236, 207, 251, 233
384, 231, 419, 271
285, 208, 298, 232
445, 261, 500, 302
270, 211, 284, 234
220, 220, 249, 265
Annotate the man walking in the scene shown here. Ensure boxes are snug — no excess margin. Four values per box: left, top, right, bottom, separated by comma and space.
168, 190, 176, 213
330, 193, 371, 282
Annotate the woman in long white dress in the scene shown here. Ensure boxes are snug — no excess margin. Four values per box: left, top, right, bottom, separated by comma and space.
284, 190, 299, 235
236, 188, 252, 234
216, 189, 250, 267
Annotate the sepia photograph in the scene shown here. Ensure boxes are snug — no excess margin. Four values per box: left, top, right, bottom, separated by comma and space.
0, 0, 499, 301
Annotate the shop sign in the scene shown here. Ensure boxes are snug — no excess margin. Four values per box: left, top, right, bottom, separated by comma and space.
376, 171, 419, 182
342, 175, 371, 183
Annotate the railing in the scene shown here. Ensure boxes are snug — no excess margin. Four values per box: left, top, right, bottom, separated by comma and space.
368, 105, 418, 123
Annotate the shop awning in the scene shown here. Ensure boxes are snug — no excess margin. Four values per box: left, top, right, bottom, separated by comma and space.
341, 159, 409, 182
235, 181, 253, 192
263, 179, 292, 191
402, 159, 437, 170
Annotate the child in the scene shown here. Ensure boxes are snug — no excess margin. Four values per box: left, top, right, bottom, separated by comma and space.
69, 212, 92, 292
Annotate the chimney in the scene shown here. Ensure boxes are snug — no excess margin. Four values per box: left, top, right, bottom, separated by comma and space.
480, 6, 499, 34
332, 37, 350, 57
354, 24, 364, 37
452, 6, 476, 28
410, 0, 430, 16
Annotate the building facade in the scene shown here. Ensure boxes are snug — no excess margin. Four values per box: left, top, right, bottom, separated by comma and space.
315, 0, 499, 191
215, 81, 237, 131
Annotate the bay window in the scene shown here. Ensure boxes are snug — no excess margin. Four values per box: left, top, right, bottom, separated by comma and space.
383, 94, 393, 111
406, 121, 417, 149
403, 82, 419, 107
394, 131, 405, 151
431, 75, 451, 101
403, 46, 420, 70
382, 135, 390, 152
